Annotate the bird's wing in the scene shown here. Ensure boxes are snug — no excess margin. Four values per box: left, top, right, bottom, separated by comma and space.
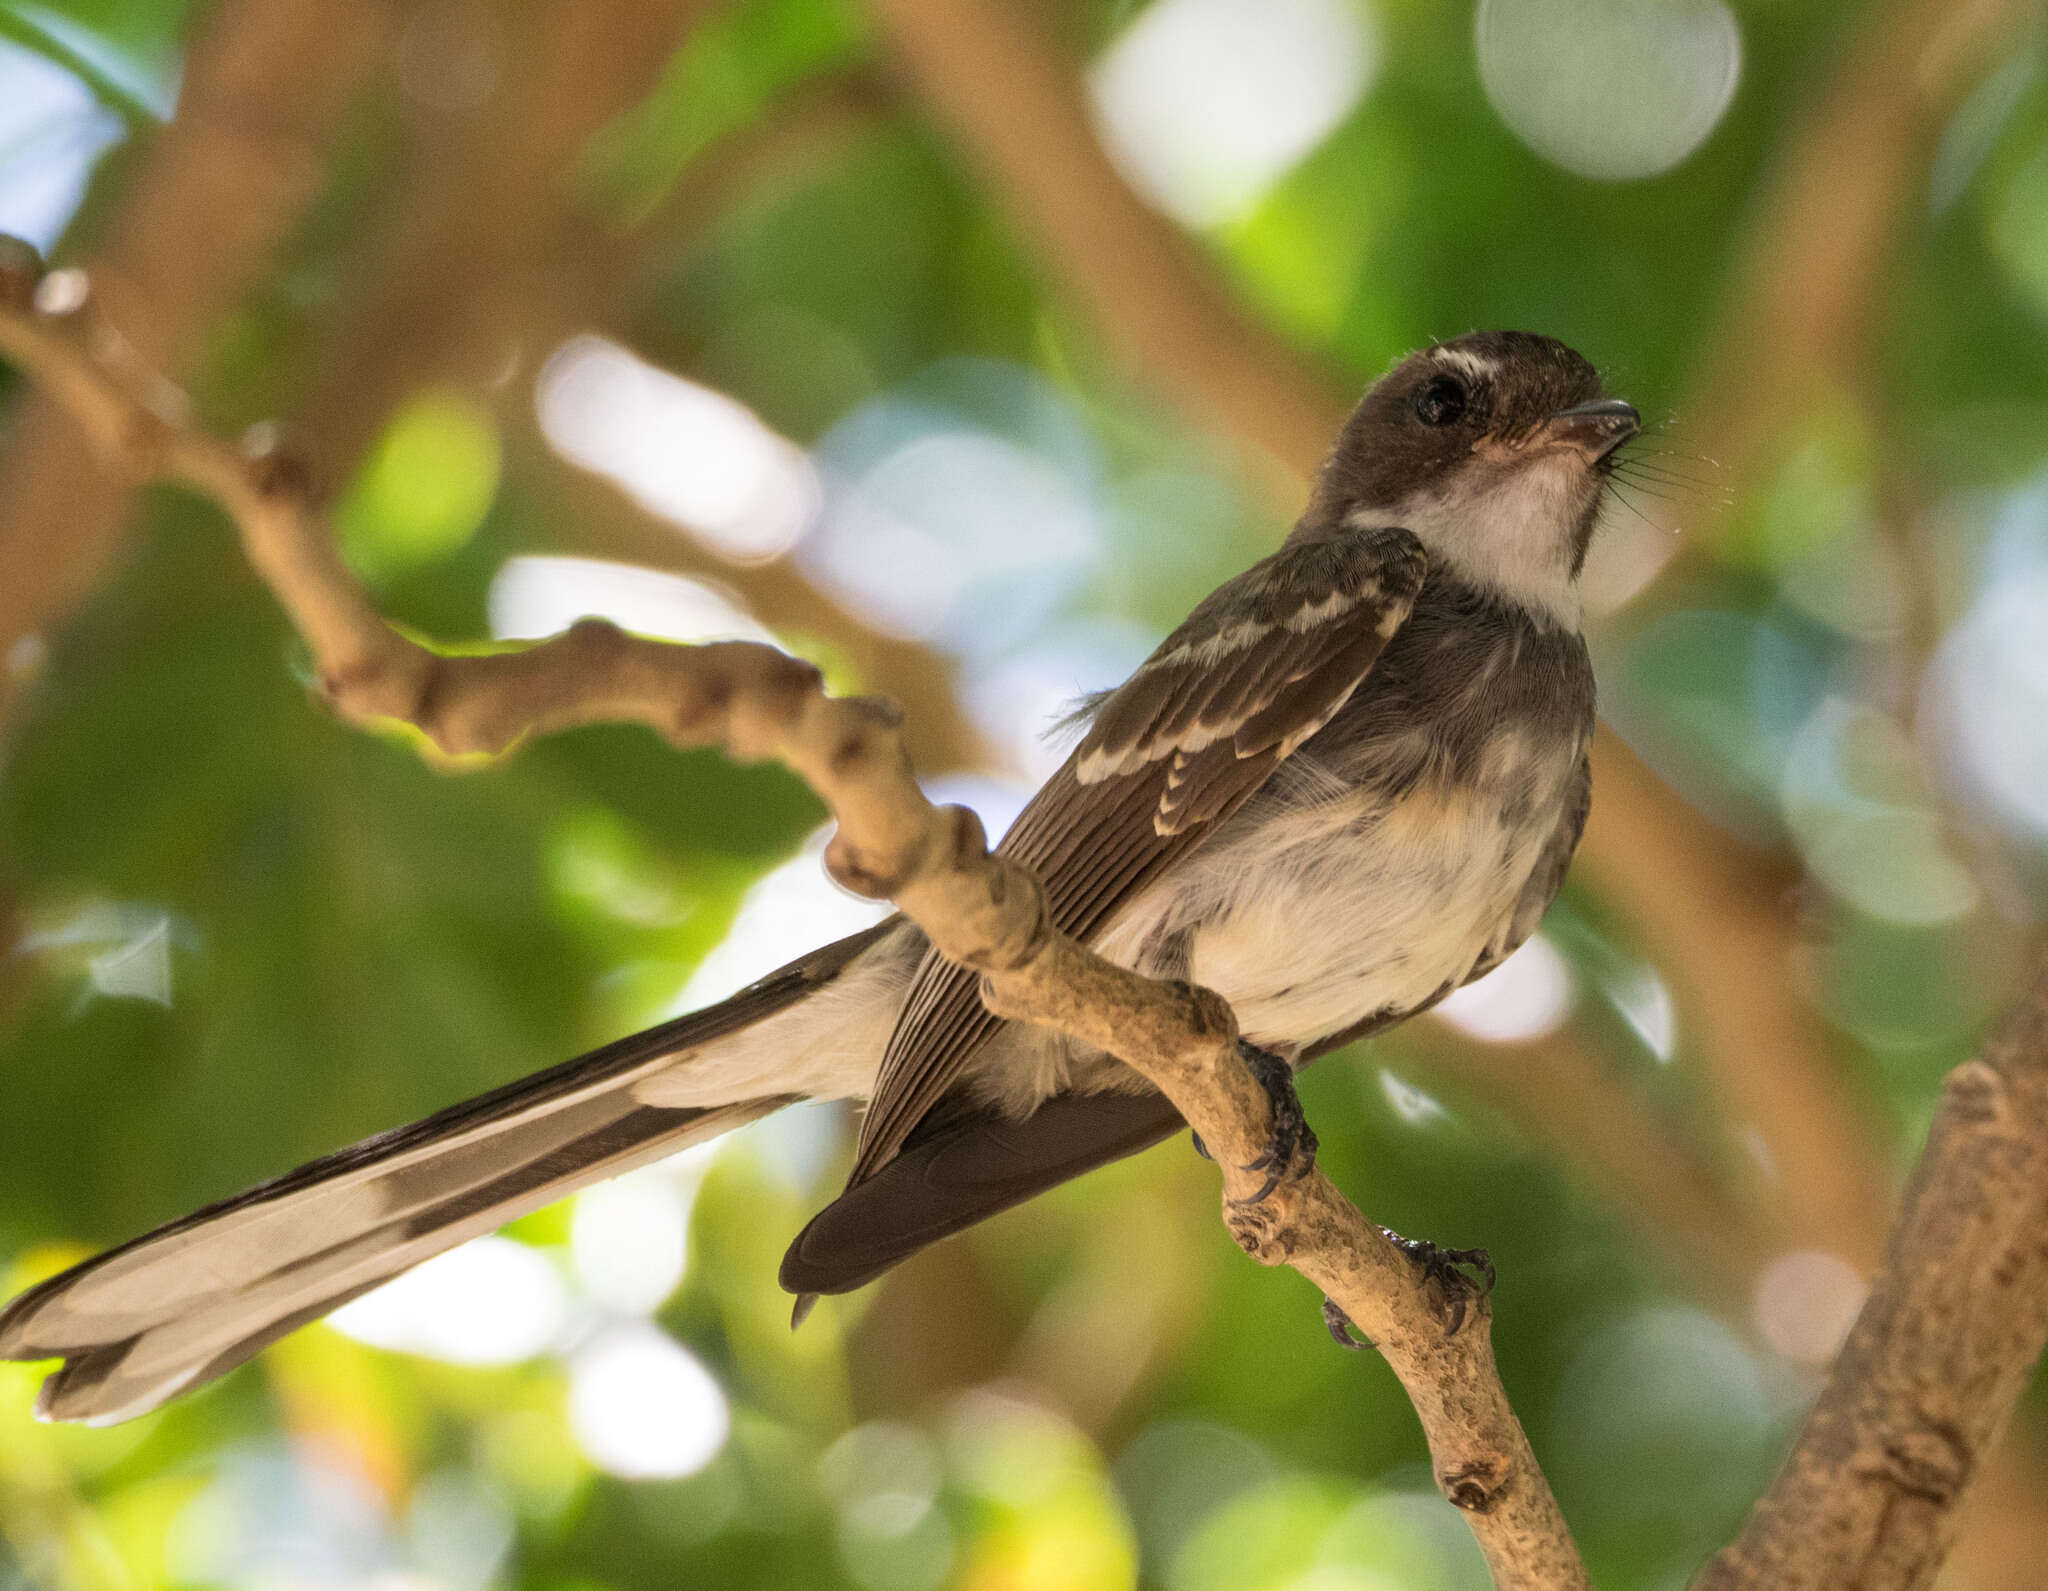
846, 525, 1428, 1184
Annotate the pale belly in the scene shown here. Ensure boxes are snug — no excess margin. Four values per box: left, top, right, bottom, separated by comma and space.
948, 767, 1570, 1119
1116, 775, 1564, 1050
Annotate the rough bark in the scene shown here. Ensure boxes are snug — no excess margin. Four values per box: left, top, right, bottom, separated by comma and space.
1695, 957, 2048, 1590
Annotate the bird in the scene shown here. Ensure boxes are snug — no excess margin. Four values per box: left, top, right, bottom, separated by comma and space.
0, 330, 1636, 1425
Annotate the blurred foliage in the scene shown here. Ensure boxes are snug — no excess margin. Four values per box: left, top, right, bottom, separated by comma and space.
1, 0, 2046, 1588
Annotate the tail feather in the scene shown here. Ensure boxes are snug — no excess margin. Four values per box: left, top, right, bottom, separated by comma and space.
0, 922, 895, 1425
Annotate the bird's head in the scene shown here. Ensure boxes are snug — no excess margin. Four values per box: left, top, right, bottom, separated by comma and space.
1297, 331, 1637, 627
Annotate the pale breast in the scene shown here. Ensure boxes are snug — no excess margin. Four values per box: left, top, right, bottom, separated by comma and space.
1103, 725, 1580, 1051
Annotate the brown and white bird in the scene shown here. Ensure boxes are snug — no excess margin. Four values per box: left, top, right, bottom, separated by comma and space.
0, 330, 1636, 1425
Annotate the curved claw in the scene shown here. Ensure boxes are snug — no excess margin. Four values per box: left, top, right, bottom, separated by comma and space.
1380, 1231, 1496, 1337
1228, 1042, 1317, 1207
1322, 1295, 1372, 1351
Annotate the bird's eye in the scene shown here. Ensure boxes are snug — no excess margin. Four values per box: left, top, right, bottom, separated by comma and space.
1413, 375, 1468, 427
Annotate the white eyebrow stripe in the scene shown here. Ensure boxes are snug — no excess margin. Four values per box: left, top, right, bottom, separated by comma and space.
1434, 346, 1498, 383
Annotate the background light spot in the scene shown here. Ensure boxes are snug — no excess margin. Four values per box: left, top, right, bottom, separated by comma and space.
567, 1324, 730, 1479
330, 1236, 567, 1365
1434, 935, 1573, 1043
537, 335, 819, 562
1752, 1250, 1866, 1365
571, 1168, 689, 1317
1476, 0, 1740, 181
0, 39, 124, 248
1089, 0, 1375, 228
339, 391, 502, 582
488, 554, 774, 647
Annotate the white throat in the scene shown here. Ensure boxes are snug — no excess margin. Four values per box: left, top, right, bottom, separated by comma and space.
1346, 452, 1587, 630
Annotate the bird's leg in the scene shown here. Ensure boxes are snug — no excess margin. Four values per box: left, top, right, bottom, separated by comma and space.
1231, 1041, 1317, 1204
1380, 1229, 1495, 1336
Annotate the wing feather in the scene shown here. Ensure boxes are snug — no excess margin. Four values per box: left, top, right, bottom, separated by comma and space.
846, 526, 1427, 1184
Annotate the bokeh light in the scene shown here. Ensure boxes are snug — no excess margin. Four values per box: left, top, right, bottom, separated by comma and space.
0, 39, 124, 247
1927, 502, 2048, 846
1752, 1251, 1867, 1366
537, 335, 819, 562
803, 365, 1103, 657
488, 553, 776, 646
567, 1323, 730, 1479
1476, 0, 1740, 180
1090, 0, 1376, 227
570, 1164, 692, 1317
1433, 934, 1574, 1043
329, 1237, 568, 1366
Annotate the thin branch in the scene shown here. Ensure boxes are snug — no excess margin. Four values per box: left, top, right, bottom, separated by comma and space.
0, 241, 1589, 1591
1695, 952, 2048, 1591
290, 0, 716, 481
0, 0, 399, 692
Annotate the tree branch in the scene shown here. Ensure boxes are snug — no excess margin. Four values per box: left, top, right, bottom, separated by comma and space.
0, 239, 1589, 1591
1695, 952, 2048, 1590
0, 0, 399, 692
290, 0, 715, 482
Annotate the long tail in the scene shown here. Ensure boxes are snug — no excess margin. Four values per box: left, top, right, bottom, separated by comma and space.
0, 923, 895, 1426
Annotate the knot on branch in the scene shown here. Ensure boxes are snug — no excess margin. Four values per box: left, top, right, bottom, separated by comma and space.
322, 651, 437, 734
1942, 1059, 2008, 1132
1439, 1457, 1508, 1513
711, 643, 826, 759
1224, 1197, 1296, 1265
954, 848, 1055, 974
1859, 1419, 1973, 1506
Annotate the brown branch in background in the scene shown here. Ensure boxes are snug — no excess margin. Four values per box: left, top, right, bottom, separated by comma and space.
1660, 0, 2040, 569
289, 0, 715, 481
860, 0, 1337, 499
0, 242, 1591, 1591
0, 0, 399, 697
1694, 952, 2048, 1591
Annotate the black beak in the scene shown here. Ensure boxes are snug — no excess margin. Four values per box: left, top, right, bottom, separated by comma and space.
1544, 399, 1639, 462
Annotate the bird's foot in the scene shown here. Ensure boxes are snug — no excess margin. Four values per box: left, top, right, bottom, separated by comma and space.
1322, 1295, 1372, 1351
1230, 1041, 1317, 1205
1381, 1230, 1495, 1336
